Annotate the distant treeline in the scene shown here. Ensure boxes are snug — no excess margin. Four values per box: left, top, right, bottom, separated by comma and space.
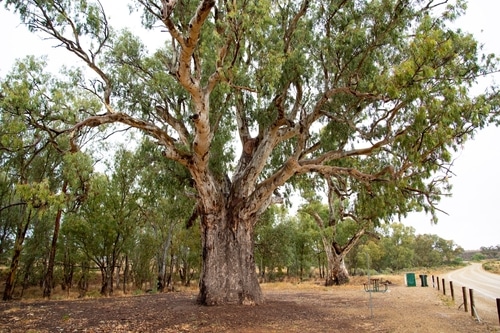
461, 245, 500, 261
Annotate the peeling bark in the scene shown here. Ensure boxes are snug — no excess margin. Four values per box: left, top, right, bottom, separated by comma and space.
325, 251, 350, 286
197, 209, 263, 305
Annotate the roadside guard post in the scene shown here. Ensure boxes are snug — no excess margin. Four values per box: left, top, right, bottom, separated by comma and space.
405, 273, 416, 287
419, 274, 428, 287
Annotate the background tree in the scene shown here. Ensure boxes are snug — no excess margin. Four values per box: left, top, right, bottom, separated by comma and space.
254, 212, 317, 282
413, 234, 444, 267
56, 226, 85, 295
379, 223, 416, 270
4, 0, 500, 305
134, 140, 195, 291
0, 172, 18, 265
415, 234, 464, 267
356, 240, 386, 273
44, 151, 93, 296
64, 148, 140, 296
0, 56, 101, 299
289, 217, 318, 280
172, 226, 202, 287
299, 174, 379, 285
354, 223, 463, 272
0, 57, 69, 300
479, 245, 500, 259
254, 207, 295, 282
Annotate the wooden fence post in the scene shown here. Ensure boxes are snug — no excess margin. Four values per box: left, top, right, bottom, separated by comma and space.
469, 289, 475, 318
437, 276, 440, 291
462, 287, 468, 313
449, 281, 454, 301
496, 298, 500, 326
442, 278, 446, 295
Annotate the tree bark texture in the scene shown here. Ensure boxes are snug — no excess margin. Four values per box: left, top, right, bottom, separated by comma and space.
3, 244, 22, 301
77, 263, 90, 298
3, 209, 32, 301
197, 211, 262, 305
43, 204, 64, 298
100, 263, 115, 296
325, 252, 350, 286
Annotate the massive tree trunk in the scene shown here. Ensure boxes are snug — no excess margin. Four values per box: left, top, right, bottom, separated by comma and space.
321, 228, 368, 286
324, 244, 350, 286
190, 133, 292, 305
321, 234, 349, 286
197, 209, 262, 305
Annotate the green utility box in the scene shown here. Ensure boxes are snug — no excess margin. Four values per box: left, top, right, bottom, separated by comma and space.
405, 273, 416, 287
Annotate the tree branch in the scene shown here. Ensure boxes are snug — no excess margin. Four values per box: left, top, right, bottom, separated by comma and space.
69, 112, 191, 164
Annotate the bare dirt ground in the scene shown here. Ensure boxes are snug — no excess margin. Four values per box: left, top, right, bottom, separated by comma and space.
0, 275, 499, 333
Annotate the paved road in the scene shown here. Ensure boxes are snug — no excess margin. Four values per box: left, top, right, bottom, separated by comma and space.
443, 263, 500, 325
445, 263, 500, 300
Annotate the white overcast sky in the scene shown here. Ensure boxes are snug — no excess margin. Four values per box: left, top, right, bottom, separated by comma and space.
1, 1, 499, 250
403, 1, 500, 250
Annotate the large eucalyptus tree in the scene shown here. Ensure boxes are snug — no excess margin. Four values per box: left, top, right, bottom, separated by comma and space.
4, 0, 499, 305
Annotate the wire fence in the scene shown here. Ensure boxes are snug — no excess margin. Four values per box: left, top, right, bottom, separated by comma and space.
430, 274, 500, 327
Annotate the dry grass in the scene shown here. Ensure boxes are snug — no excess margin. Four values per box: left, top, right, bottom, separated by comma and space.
5, 266, 462, 302
260, 274, 406, 294
483, 260, 500, 274
2, 271, 496, 333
